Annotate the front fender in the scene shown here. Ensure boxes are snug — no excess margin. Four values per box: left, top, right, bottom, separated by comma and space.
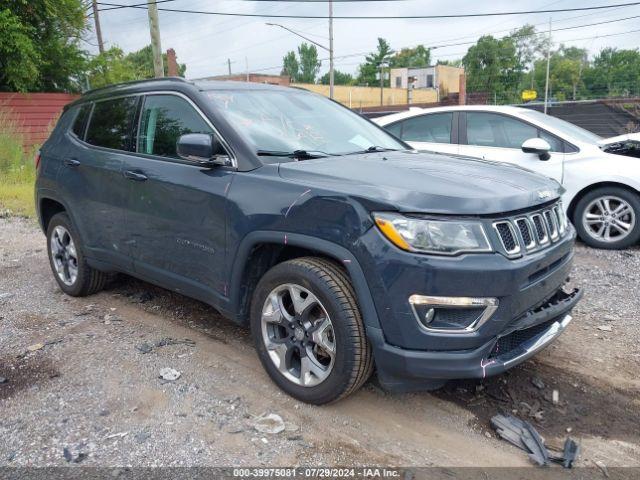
228, 230, 381, 331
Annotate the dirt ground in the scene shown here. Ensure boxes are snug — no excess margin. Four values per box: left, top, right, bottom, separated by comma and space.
1, 216, 639, 468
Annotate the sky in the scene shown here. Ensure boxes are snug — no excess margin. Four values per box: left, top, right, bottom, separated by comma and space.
86, 0, 640, 80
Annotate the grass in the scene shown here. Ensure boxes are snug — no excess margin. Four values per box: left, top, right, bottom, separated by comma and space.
0, 111, 37, 218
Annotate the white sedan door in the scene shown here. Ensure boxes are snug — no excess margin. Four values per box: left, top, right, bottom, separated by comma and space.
457, 111, 564, 183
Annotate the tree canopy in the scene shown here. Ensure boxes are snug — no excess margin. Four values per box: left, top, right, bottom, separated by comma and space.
0, 0, 88, 91
281, 43, 320, 83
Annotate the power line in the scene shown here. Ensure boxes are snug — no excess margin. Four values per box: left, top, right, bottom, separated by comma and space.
96, 1, 640, 19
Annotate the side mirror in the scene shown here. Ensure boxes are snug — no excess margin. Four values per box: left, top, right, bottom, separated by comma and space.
521, 138, 551, 161
177, 133, 231, 166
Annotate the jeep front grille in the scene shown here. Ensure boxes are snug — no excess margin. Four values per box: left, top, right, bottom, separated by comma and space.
493, 202, 568, 258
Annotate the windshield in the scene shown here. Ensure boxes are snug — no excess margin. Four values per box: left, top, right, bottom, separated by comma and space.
519, 108, 602, 144
205, 89, 405, 158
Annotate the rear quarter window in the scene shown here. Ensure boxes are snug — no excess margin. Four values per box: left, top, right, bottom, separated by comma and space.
71, 103, 92, 139
85, 96, 138, 151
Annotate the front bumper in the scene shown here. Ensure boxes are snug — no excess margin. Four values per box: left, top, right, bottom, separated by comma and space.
369, 288, 581, 391
357, 224, 581, 391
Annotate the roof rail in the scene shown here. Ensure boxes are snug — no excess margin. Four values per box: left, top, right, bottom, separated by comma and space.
82, 76, 192, 96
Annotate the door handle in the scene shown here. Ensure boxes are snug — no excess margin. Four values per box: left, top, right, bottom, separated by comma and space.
64, 158, 81, 167
123, 170, 148, 182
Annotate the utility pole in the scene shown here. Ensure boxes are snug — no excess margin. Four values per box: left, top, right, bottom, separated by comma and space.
328, 0, 334, 99
147, 0, 164, 78
544, 17, 552, 114
379, 62, 386, 106
92, 0, 104, 54
227, 58, 232, 75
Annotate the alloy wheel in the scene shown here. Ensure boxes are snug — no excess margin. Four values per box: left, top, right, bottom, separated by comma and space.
260, 283, 335, 387
582, 195, 636, 244
50, 225, 79, 286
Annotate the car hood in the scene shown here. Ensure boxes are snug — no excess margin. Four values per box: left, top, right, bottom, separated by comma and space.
278, 150, 563, 215
598, 132, 640, 146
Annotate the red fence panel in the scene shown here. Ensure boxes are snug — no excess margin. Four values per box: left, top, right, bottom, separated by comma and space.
0, 92, 80, 148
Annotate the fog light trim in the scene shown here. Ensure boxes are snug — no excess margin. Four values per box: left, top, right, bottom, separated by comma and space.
408, 295, 499, 334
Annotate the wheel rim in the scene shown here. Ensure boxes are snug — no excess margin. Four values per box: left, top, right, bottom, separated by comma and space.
261, 283, 335, 387
50, 226, 78, 286
583, 195, 636, 243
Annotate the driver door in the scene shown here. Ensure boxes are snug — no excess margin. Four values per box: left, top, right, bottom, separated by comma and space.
458, 111, 563, 183
121, 93, 235, 300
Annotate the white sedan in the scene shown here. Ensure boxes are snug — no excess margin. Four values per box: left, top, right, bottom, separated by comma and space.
374, 105, 640, 249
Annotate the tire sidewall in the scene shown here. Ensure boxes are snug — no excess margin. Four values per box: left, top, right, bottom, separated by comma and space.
250, 261, 358, 404
574, 187, 640, 249
46, 213, 87, 296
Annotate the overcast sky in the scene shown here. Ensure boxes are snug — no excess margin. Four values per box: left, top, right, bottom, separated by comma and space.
87, 0, 640, 80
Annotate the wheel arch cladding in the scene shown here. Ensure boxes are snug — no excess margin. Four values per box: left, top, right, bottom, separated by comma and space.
229, 231, 381, 331
568, 181, 640, 222
39, 197, 67, 231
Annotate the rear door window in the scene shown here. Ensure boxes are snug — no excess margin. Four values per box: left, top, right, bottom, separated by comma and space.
137, 94, 212, 159
85, 96, 138, 151
466, 112, 564, 152
399, 113, 453, 143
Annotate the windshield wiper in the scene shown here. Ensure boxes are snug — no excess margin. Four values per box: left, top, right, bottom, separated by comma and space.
256, 149, 330, 159
345, 146, 400, 155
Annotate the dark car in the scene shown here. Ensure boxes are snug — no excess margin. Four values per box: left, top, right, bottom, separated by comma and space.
35, 78, 582, 404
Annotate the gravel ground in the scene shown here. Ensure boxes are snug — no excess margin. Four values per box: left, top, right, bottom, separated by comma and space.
0, 217, 639, 468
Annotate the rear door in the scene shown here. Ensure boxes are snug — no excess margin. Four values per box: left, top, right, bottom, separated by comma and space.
58, 96, 138, 269
458, 111, 564, 183
121, 92, 235, 301
385, 112, 459, 155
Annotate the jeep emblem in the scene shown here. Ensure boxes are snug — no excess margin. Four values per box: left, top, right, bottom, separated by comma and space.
537, 190, 553, 200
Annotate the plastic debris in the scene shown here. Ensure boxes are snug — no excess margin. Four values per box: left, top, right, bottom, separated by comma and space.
159, 368, 181, 381
27, 343, 44, 352
491, 414, 579, 468
253, 413, 286, 434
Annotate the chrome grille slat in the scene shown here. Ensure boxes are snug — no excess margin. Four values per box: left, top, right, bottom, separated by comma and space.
493, 201, 568, 258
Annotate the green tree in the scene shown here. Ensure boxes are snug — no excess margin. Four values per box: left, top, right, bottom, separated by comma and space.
297, 43, 320, 83
85, 47, 140, 89
281, 43, 319, 83
357, 38, 394, 86
389, 45, 431, 68
0, 0, 88, 92
126, 45, 186, 78
584, 48, 640, 98
281, 51, 299, 81
319, 70, 353, 85
463, 35, 521, 103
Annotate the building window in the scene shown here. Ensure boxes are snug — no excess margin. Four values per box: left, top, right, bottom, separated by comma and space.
426, 74, 434, 88
395, 77, 402, 88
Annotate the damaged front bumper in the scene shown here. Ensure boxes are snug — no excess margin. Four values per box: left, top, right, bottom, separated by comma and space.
370, 288, 582, 392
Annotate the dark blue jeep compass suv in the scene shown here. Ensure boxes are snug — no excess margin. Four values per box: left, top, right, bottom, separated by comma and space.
35, 78, 582, 404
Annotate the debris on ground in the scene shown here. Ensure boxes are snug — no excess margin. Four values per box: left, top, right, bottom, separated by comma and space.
62, 447, 87, 464
0, 377, 7, 385
552, 390, 560, 405
594, 460, 610, 478
531, 377, 545, 390
135, 343, 153, 354
136, 338, 195, 354
27, 343, 44, 352
252, 413, 286, 434
597, 325, 613, 332
491, 414, 580, 468
158, 368, 181, 381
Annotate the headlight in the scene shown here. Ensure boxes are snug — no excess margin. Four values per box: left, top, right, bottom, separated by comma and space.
374, 212, 492, 255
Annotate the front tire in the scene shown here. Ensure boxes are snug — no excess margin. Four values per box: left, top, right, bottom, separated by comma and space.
46, 212, 108, 296
250, 257, 373, 404
573, 187, 640, 249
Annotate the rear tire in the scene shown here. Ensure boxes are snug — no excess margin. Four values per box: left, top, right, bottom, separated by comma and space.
46, 212, 108, 296
573, 187, 640, 249
250, 257, 373, 404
